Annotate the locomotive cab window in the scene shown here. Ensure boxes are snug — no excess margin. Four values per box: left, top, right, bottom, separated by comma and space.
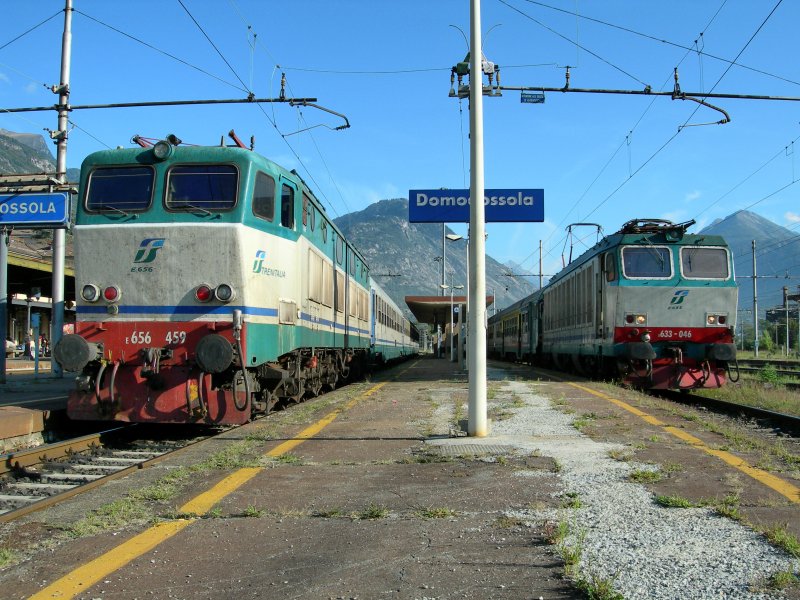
85, 165, 154, 212
604, 252, 617, 282
165, 165, 237, 211
621, 246, 672, 279
252, 171, 275, 221
680, 247, 730, 279
280, 184, 295, 229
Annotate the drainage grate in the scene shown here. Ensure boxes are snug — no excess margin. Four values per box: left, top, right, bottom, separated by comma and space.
433, 444, 515, 456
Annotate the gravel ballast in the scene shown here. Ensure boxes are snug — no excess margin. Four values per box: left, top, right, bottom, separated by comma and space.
461, 379, 796, 599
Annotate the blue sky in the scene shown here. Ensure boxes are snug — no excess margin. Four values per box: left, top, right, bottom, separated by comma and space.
1, 0, 799, 279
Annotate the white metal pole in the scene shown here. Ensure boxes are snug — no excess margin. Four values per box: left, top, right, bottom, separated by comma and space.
468, 0, 488, 437
51, 0, 73, 377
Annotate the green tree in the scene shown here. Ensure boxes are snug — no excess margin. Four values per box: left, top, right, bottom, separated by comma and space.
760, 330, 774, 354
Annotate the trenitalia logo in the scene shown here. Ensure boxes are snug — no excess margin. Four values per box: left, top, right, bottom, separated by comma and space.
252, 249, 267, 273
133, 238, 165, 263
670, 290, 689, 305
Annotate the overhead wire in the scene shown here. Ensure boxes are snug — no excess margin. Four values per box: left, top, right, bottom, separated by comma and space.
511, 0, 800, 88
507, 0, 729, 276
544, 1, 782, 276
0, 10, 62, 52
222, 0, 351, 217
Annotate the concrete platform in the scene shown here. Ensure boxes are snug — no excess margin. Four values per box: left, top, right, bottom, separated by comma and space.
1, 355, 798, 599
0, 406, 46, 452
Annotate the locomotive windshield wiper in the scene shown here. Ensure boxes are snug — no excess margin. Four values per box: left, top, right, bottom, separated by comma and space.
179, 202, 214, 217
100, 205, 137, 219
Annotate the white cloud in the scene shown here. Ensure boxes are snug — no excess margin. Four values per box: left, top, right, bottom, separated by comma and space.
785, 211, 800, 224
0, 72, 10, 84
685, 190, 701, 202
24, 81, 39, 94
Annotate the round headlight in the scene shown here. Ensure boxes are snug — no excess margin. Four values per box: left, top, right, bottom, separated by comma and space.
195, 284, 213, 303
153, 140, 174, 161
707, 315, 717, 325
635, 315, 646, 325
81, 283, 101, 303
215, 283, 236, 303
641, 332, 651, 343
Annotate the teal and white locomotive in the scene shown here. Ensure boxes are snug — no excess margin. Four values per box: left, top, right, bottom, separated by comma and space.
54, 137, 417, 424
488, 219, 738, 389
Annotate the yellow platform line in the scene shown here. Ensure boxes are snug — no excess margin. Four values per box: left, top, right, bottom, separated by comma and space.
29, 379, 388, 600
567, 382, 800, 504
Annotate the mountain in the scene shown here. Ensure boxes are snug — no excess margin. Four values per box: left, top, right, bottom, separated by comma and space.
0, 129, 80, 181
699, 210, 800, 313
333, 198, 536, 319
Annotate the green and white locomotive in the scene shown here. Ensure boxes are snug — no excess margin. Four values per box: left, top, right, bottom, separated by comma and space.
488, 219, 738, 389
54, 137, 418, 424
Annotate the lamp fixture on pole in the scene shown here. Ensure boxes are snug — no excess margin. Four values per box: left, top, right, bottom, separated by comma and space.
441, 283, 464, 361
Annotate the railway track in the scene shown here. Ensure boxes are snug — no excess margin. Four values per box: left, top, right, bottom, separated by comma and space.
657, 390, 800, 437
0, 425, 219, 523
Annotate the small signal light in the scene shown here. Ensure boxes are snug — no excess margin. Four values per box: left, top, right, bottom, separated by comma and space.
153, 140, 173, 161
195, 284, 213, 303
103, 286, 121, 302
719, 315, 727, 325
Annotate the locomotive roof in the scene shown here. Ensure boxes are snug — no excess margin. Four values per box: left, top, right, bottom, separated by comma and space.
549, 219, 729, 285
79, 143, 373, 270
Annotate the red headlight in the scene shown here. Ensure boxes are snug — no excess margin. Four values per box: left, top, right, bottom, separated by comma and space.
103, 286, 120, 302
195, 284, 213, 302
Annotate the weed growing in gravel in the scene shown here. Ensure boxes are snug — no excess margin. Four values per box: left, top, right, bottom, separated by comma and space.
572, 413, 596, 431
762, 524, 800, 558
575, 573, 624, 600
768, 568, 800, 590
417, 506, 457, 519
357, 503, 389, 520
0, 547, 16, 568
559, 526, 586, 578
313, 508, 344, 518
661, 462, 684, 474
648, 435, 661, 443
64, 498, 152, 537
628, 469, 662, 484
544, 519, 570, 545
607, 448, 633, 462
271, 452, 302, 465
241, 505, 263, 518
561, 492, 582, 509
713, 493, 743, 521
551, 459, 563, 473
206, 507, 223, 518
655, 495, 696, 508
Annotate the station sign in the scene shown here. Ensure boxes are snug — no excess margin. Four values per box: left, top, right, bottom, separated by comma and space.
521, 92, 545, 104
0, 192, 70, 228
408, 189, 544, 223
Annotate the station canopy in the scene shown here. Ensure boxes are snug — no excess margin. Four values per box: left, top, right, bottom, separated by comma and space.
405, 295, 494, 326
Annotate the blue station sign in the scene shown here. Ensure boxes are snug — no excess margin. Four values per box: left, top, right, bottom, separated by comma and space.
408, 189, 544, 223
0, 192, 70, 228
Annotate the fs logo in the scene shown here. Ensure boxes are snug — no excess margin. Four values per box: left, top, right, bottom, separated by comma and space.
670, 290, 690, 306
252, 250, 267, 273
133, 238, 165, 264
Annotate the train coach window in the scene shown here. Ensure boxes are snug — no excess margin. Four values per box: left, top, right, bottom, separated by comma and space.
166, 165, 237, 211
86, 166, 154, 212
621, 246, 672, 279
252, 172, 275, 221
681, 247, 730, 279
